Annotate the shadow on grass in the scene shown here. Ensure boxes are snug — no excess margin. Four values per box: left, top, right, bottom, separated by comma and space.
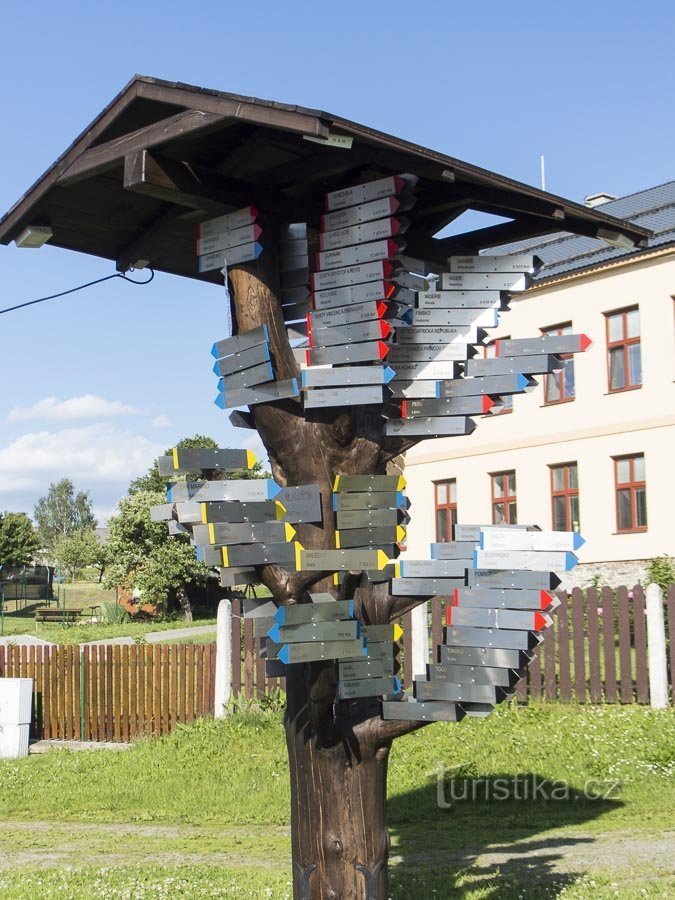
387, 771, 622, 898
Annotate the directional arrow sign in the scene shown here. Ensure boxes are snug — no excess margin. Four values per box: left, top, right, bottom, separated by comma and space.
339, 658, 397, 679
150, 503, 174, 521
430, 542, 475, 560
401, 396, 494, 417
308, 319, 391, 347
495, 335, 592, 357
192, 521, 295, 546
253, 617, 278, 638
312, 280, 396, 311
242, 597, 278, 619
454, 524, 530, 542
389, 361, 457, 380
220, 541, 298, 568
297, 547, 390, 571
338, 676, 400, 699
416, 290, 502, 309
333, 491, 407, 511
394, 325, 478, 344
312, 260, 397, 293
199, 500, 284, 524
414, 681, 505, 704
449, 253, 542, 275
467, 569, 562, 590
480, 529, 585, 552
220, 568, 259, 588
278, 639, 367, 664
346, 642, 400, 662
473, 549, 578, 572
309, 300, 388, 330
336, 507, 406, 529
438, 645, 534, 668
320, 217, 408, 251
452, 588, 559, 611
381, 700, 464, 722
197, 206, 258, 240
397, 559, 468, 578
159, 448, 256, 475
217, 378, 300, 409
274, 599, 353, 626
444, 625, 541, 651
334, 474, 406, 492
385, 417, 475, 437
216, 360, 275, 392
437, 373, 532, 398
440, 272, 531, 292
321, 193, 417, 232
361, 624, 404, 643
306, 341, 389, 366
411, 308, 498, 328
196, 222, 263, 257
387, 381, 440, 399
302, 365, 395, 388
174, 502, 202, 523
317, 239, 404, 272
212, 325, 268, 360
167, 520, 189, 536
446, 606, 551, 631
336, 525, 406, 548
199, 241, 263, 273
212, 342, 270, 377
465, 355, 563, 377
391, 577, 465, 596
388, 344, 469, 363
268, 620, 360, 643
168, 480, 280, 503
276, 484, 323, 524
324, 174, 416, 211
428, 663, 520, 687
304, 385, 384, 408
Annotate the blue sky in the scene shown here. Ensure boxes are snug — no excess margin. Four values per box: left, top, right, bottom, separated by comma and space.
0, 0, 673, 524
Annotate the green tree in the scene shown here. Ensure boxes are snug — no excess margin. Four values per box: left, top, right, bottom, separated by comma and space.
91, 536, 110, 583
53, 528, 99, 582
34, 479, 96, 551
0, 512, 40, 567
129, 434, 218, 494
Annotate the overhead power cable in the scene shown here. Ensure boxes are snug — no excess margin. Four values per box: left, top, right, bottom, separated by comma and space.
0, 268, 155, 316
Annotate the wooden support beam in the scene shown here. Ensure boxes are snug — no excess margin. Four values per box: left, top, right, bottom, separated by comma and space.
59, 110, 231, 185
115, 207, 187, 272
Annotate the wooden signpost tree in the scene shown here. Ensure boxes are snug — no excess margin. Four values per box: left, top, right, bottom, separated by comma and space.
0, 77, 649, 899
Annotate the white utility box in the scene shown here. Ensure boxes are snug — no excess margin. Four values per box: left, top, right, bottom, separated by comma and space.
0, 678, 33, 758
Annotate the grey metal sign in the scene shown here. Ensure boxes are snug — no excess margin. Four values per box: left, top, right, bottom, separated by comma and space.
199, 240, 263, 273
150, 503, 174, 522
391, 577, 465, 595
440, 272, 531, 292
467, 568, 562, 590
324, 174, 415, 211
309, 318, 390, 347
192, 521, 295, 546
304, 385, 384, 408
309, 299, 387, 329
301, 364, 395, 389
387, 380, 440, 399
336, 507, 405, 530
216, 361, 275, 397
213, 342, 270, 378
312, 279, 394, 311
388, 344, 469, 363
344, 641, 400, 662
465, 355, 563, 377
495, 334, 591, 357
211, 325, 269, 361
306, 341, 388, 365
333, 490, 407, 511
198, 205, 257, 240
414, 680, 504, 704
402, 396, 493, 417
229, 410, 256, 430
411, 308, 499, 328
174, 502, 202, 523
220, 568, 259, 588
338, 658, 396, 679
168, 480, 280, 503
429, 542, 475, 560
389, 360, 457, 380
428, 663, 520, 687
480, 528, 584, 552
416, 290, 502, 309
268, 620, 360, 644
381, 700, 463, 722
220, 541, 297, 568
334, 473, 405, 492
438, 644, 533, 668
447, 606, 549, 631
385, 417, 475, 437
275, 599, 353, 626
444, 625, 541, 651
338, 676, 399, 700
311, 260, 397, 292
474, 548, 577, 572
360, 624, 402, 643
449, 253, 541, 274
278, 639, 367, 664
336, 525, 405, 548
397, 559, 468, 578
218, 378, 300, 409
317, 238, 403, 272
437, 373, 532, 398
320, 217, 408, 251
298, 548, 389, 571
394, 325, 478, 344
199, 500, 282, 523
453, 588, 557, 610
196, 222, 262, 257
321, 197, 404, 232
276, 483, 323, 524
159, 448, 256, 476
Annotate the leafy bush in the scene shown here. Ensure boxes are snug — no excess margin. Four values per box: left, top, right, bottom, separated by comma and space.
99, 601, 128, 625
645, 554, 675, 593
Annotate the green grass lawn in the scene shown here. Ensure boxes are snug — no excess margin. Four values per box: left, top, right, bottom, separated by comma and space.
0, 703, 673, 898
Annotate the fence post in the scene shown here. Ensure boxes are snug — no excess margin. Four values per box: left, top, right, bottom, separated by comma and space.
214, 599, 232, 718
410, 602, 428, 679
646, 583, 669, 709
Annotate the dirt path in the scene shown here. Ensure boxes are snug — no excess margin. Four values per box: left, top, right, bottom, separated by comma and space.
0, 820, 672, 879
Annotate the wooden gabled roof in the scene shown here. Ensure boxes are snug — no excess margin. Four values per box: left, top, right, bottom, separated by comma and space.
0, 75, 650, 282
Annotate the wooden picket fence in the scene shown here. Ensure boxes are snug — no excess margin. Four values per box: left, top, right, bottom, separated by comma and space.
0, 643, 216, 741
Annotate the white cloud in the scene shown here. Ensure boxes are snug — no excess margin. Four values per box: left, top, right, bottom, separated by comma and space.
8, 395, 140, 423
0, 423, 164, 494
150, 414, 171, 428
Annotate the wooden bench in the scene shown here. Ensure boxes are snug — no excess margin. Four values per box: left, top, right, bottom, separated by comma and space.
35, 607, 83, 625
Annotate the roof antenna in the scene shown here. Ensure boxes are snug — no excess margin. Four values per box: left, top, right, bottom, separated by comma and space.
540, 155, 546, 191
